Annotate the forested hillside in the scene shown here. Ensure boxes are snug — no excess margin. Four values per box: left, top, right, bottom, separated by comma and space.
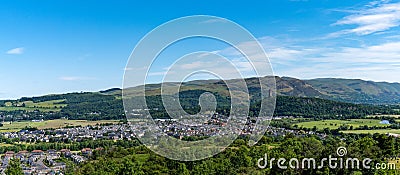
306, 78, 400, 104
118, 76, 400, 104
1, 90, 398, 121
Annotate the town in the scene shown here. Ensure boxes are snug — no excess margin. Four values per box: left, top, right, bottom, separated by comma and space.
0, 148, 91, 174
0, 116, 330, 174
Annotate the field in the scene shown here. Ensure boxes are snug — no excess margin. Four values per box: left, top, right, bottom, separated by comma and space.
294, 119, 389, 130
341, 129, 400, 135
0, 106, 60, 112
366, 115, 400, 118
0, 119, 120, 132
0, 100, 66, 112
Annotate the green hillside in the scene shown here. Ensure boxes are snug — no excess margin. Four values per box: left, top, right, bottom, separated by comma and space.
117, 76, 400, 104
1, 76, 400, 121
306, 78, 400, 104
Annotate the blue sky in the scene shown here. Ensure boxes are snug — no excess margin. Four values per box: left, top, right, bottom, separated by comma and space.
1, 0, 400, 99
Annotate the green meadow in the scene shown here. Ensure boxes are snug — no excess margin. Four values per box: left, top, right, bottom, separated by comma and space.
0, 99, 67, 112
294, 119, 390, 130
0, 119, 120, 132
341, 129, 400, 135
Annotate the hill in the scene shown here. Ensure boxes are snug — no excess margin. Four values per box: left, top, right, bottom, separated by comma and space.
118, 76, 400, 104
1, 76, 400, 121
305, 78, 400, 104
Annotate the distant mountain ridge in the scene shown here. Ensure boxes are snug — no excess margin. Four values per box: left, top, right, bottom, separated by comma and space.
110, 76, 400, 105
2, 76, 399, 105
305, 78, 400, 104
1, 76, 399, 121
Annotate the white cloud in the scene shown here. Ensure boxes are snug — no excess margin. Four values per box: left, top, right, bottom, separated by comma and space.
150, 37, 318, 81
177, 61, 206, 70
273, 41, 400, 82
199, 18, 228, 24
216, 37, 321, 68
143, 33, 400, 83
315, 41, 400, 64
332, 1, 400, 35
148, 71, 169, 76
6, 47, 24, 55
218, 37, 400, 82
123, 66, 148, 71
123, 67, 134, 71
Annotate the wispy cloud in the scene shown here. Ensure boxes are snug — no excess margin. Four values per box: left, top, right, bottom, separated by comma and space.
123, 67, 134, 71
59, 76, 95, 81
148, 71, 170, 76
123, 66, 148, 71
217, 36, 321, 66
130, 32, 400, 83
214, 35, 400, 82
316, 41, 400, 64
6, 47, 24, 55
331, 1, 400, 36
199, 18, 228, 24
271, 41, 400, 82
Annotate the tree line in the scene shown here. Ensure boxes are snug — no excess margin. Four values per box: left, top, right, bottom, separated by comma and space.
71, 134, 400, 175
1, 90, 399, 121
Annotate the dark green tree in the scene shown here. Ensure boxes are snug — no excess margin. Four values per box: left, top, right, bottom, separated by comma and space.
5, 159, 23, 175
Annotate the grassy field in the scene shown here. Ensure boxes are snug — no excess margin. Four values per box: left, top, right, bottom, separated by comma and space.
366, 115, 400, 118
0, 119, 120, 132
19, 100, 67, 108
294, 119, 389, 130
0, 99, 66, 112
341, 129, 400, 134
0, 143, 14, 147
0, 106, 61, 112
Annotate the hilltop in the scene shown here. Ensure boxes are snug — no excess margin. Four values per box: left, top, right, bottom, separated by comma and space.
0, 76, 399, 121
112, 76, 400, 104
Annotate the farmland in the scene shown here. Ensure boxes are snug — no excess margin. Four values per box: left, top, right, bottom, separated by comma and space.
0, 99, 66, 112
341, 129, 400, 135
366, 115, 400, 118
293, 119, 390, 130
0, 119, 120, 132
